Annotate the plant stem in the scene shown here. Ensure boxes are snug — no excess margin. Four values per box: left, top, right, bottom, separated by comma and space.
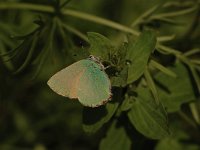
190, 102, 200, 125
191, 59, 200, 65
0, 2, 140, 36
151, 5, 197, 19
0, 2, 174, 42
150, 59, 177, 77
0, 2, 199, 66
156, 44, 182, 55
184, 48, 200, 56
130, 4, 161, 27
0, 2, 54, 12
0, 43, 14, 71
62, 9, 140, 36
178, 111, 198, 129
61, 23, 89, 42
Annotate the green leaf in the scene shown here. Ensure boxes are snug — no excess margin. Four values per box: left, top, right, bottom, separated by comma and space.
126, 30, 156, 84
155, 118, 200, 150
128, 87, 170, 139
184, 48, 200, 56
111, 66, 128, 87
150, 60, 177, 78
61, 22, 89, 42
99, 120, 131, 150
155, 138, 200, 150
14, 33, 38, 74
131, 4, 161, 27
82, 104, 117, 133
120, 94, 134, 112
87, 32, 114, 61
111, 43, 128, 87
82, 88, 121, 133
155, 62, 196, 112
144, 68, 160, 105
151, 5, 197, 18
189, 102, 200, 125
150, 17, 181, 25
189, 65, 200, 93
0, 42, 14, 70
155, 138, 183, 150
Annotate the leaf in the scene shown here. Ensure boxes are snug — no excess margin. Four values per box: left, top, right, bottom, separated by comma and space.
189, 102, 200, 125
151, 5, 197, 18
87, 32, 114, 61
189, 65, 200, 93
128, 87, 170, 139
150, 17, 181, 25
61, 22, 89, 42
155, 118, 200, 150
82, 88, 121, 133
126, 30, 156, 84
99, 120, 131, 150
131, 4, 161, 27
120, 94, 134, 112
111, 66, 128, 87
4, 35, 33, 63
155, 62, 196, 112
155, 138, 200, 150
144, 68, 160, 105
150, 60, 177, 78
117, 42, 128, 63
0, 42, 14, 70
111, 43, 128, 87
14, 33, 38, 74
184, 48, 200, 56
155, 138, 183, 150
156, 138, 184, 150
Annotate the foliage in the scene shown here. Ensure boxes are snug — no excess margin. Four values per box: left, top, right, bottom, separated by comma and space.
0, 0, 200, 149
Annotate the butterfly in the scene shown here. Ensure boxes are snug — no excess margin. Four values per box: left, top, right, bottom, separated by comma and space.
47, 55, 112, 107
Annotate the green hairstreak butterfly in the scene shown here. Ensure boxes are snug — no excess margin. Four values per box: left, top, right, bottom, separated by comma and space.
47, 55, 112, 107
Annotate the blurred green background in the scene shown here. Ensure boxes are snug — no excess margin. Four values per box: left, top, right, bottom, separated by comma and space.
0, 0, 199, 150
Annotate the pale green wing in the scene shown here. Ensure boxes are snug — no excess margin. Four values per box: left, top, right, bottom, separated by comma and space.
47, 60, 87, 98
77, 60, 111, 107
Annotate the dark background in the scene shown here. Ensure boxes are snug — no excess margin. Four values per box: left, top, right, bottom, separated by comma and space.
0, 0, 199, 150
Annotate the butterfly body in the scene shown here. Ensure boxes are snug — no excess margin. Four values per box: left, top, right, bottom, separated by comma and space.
47, 56, 112, 107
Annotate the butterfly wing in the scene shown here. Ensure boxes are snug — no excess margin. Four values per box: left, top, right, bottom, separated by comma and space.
77, 60, 111, 107
47, 60, 87, 98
